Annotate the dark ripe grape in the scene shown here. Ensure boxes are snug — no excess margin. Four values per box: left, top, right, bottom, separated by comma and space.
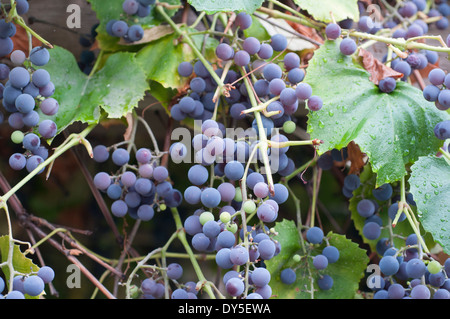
313, 255, 328, 270
122, 0, 139, 15
254, 79, 269, 97
179, 96, 196, 113
234, 50, 250, 66
372, 183, 393, 201
38, 119, 57, 139
23, 133, 41, 152
135, 147, 152, 164
15, 93, 35, 114
170, 104, 186, 121
325, 23, 341, 40
215, 43, 234, 61
280, 88, 297, 106
235, 12, 252, 30
358, 16, 373, 32
270, 34, 287, 51
111, 200, 128, 217
23, 276, 45, 297
263, 63, 282, 81
225, 277, 244, 297
243, 37, 261, 55
280, 268, 296, 284
357, 199, 375, 217
268, 78, 286, 96
307, 95, 323, 111
287, 68, 305, 84
106, 184, 122, 200
9, 67, 30, 89
362, 221, 381, 240
406, 258, 426, 278
318, 275, 333, 290
339, 38, 357, 55
428, 68, 445, 86
406, 53, 422, 69
39, 81, 55, 97
94, 172, 111, 190
137, 3, 151, 17
400, 1, 418, 17
412, 19, 428, 34
177, 61, 193, 77
379, 255, 400, 276
322, 245, 340, 263
295, 82, 312, 100
127, 24, 144, 42
26, 155, 45, 174
111, 21, 129, 37
388, 283, 405, 299
266, 101, 284, 119
188, 164, 209, 185
0, 19, 16, 38
32, 69, 51, 88
112, 148, 130, 166
9, 153, 26, 171
405, 23, 423, 39
0, 37, 13, 57
393, 61, 411, 77
0, 63, 10, 80
251, 267, 271, 288
23, 82, 40, 98
306, 226, 324, 244
257, 43, 273, 59
284, 52, 300, 70
379, 77, 396, 93
8, 112, 25, 130
434, 120, 450, 140
413, 0, 426, 11
344, 174, 360, 190
93, 145, 109, 163
438, 90, 450, 108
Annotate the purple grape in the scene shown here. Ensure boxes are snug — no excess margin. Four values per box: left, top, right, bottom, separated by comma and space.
234, 50, 250, 66
9, 153, 26, 171
379, 77, 396, 93
38, 119, 57, 139
340, 38, 357, 55
178, 61, 193, 77
307, 95, 323, 111
257, 43, 273, 59
295, 82, 312, 100
325, 23, 341, 40
243, 37, 261, 55
215, 43, 234, 61
235, 12, 252, 30
270, 34, 287, 51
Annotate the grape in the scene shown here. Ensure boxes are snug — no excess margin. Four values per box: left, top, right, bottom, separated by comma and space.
200, 187, 221, 208
357, 199, 376, 218
9, 153, 26, 171
254, 79, 269, 97
224, 160, 244, 181
9, 67, 30, 89
184, 186, 202, 205
40, 98, 59, 116
313, 255, 328, 270
434, 120, 450, 140
340, 38, 357, 55
155, 181, 172, 198
16, 0, 30, 15
215, 43, 234, 61
11, 130, 24, 144
322, 245, 340, 263
184, 215, 203, 236
202, 220, 220, 238
307, 95, 323, 111
112, 148, 130, 166
32, 69, 51, 88
410, 284, 430, 299
225, 277, 244, 297
167, 263, 183, 280
266, 101, 284, 119
188, 164, 208, 185
26, 155, 44, 173
406, 258, 426, 278
379, 77, 396, 93
0, 37, 13, 57
0, 19, 15, 38
325, 23, 341, 40
234, 50, 250, 66
122, 0, 139, 14
270, 34, 287, 51
251, 267, 271, 288
256, 202, 277, 222
287, 68, 305, 84
189, 77, 206, 93
94, 172, 111, 190
429, 271, 446, 287
268, 183, 289, 204
135, 147, 152, 164
263, 63, 282, 81
388, 202, 406, 222
280, 87, 297, 106
246, 172, 265, 189
438, 90, 450, 108
0, 63, 10, 80
284, 52, 300, 71
153, 166, 169, 182
5, 291, 25, 299
257, 43, 273, 59
178, 61, 193, 77
215, 248, 234, 268
436, 17, 449, 30
23, 133, 41, 152
318, 275, 333, 290
170, 104, 186, 121
428, 68, 446, 86
393, 61, 411, 77
23, 276, 45, 297
106, 184, 122, 200
387, 283, 405, 299
268, 78, 286, 96
243, 37, 261, 55
120, 171, 136, 187
8, 112, 24, 130
362, 222, 381, 240
434, 289, 450, 299
343, 174, 360, 191
295, 82, 312, 100
423, 85, 440, 102
379, 255, 400, 276
280, 268, 296, 284
37, 266, 55, 284
171, 288, 189, 299
235, 12, 252, 30
38, 119, 57, 139
230, 245, 249, 265
217, 182, 236, 202
217, 230, 236, 248
258, 239, 276, 260
111, 21, 128, 37
125, 191, 141, 208
253, 182, 269, 198
134, 178, 153, 195
15, 93, 35, 114
306, 226, 324, 244
127, 24, 144, 42
11, 50, 26, 65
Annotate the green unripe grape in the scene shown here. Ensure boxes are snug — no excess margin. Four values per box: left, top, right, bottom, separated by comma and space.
427, 260, 442, 274
292, 254, 301, 262
220, 212, 231, 224
226, 222, 238, 233
199, 211, 214, 225
159, 203, 167, 211
243, 200, 256, 213
11, 130, 24, 144
129, 285, 140, 299
283, 120, 296, 134
234, 187, 242, 202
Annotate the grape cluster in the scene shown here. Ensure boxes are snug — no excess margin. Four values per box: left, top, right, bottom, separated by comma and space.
0, 265, 55, 299
279, 226, 340, 291
106, 0, 156, 43
93, 145, 183, 220
1, 43, 59, 174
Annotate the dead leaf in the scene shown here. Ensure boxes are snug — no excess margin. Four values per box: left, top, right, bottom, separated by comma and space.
123, 112, 134, 141
347, 141, 366, 175
11, 23, 42, 55
285, 20, 324, 47
118, 24, 176, 46
358, 48, 404, 85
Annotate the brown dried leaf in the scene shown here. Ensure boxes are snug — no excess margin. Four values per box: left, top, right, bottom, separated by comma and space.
11, 24, 42, 55
123, 112, 134, 141
285, 19, 324, 47
118, 24, 175, 46
347, 141, 366, 175
358, 48, 404, 85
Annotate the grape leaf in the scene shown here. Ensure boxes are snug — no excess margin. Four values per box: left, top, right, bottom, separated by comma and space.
0, 235, 40, 298
293, 0, 359, 23
265, 219, 369, 299
39, 46, 149, 135
87, 0, 181, 51
409, 155, 450, 254
304, 40, 450, 186
348, 164, 434, 254
187, 0, 264, 14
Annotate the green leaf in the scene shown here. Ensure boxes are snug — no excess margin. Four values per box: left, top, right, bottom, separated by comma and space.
40, 46, 149, 135
0, 235, 40, 298
136, 27, 219, 89
348, 164, 434, 254
187, 0, 264, 14
409, 155, 450, 254
265, 219, 369, 299
304, 40, 450, 186
293, 0, 359, 23
88, 0, 181, 51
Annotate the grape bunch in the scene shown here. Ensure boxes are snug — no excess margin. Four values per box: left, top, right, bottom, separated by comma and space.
0, 265, 55, 299
106, 0, 156, 43
93, 145, 183, 220
279, 226, 340, 292
1, 43, 59, 175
